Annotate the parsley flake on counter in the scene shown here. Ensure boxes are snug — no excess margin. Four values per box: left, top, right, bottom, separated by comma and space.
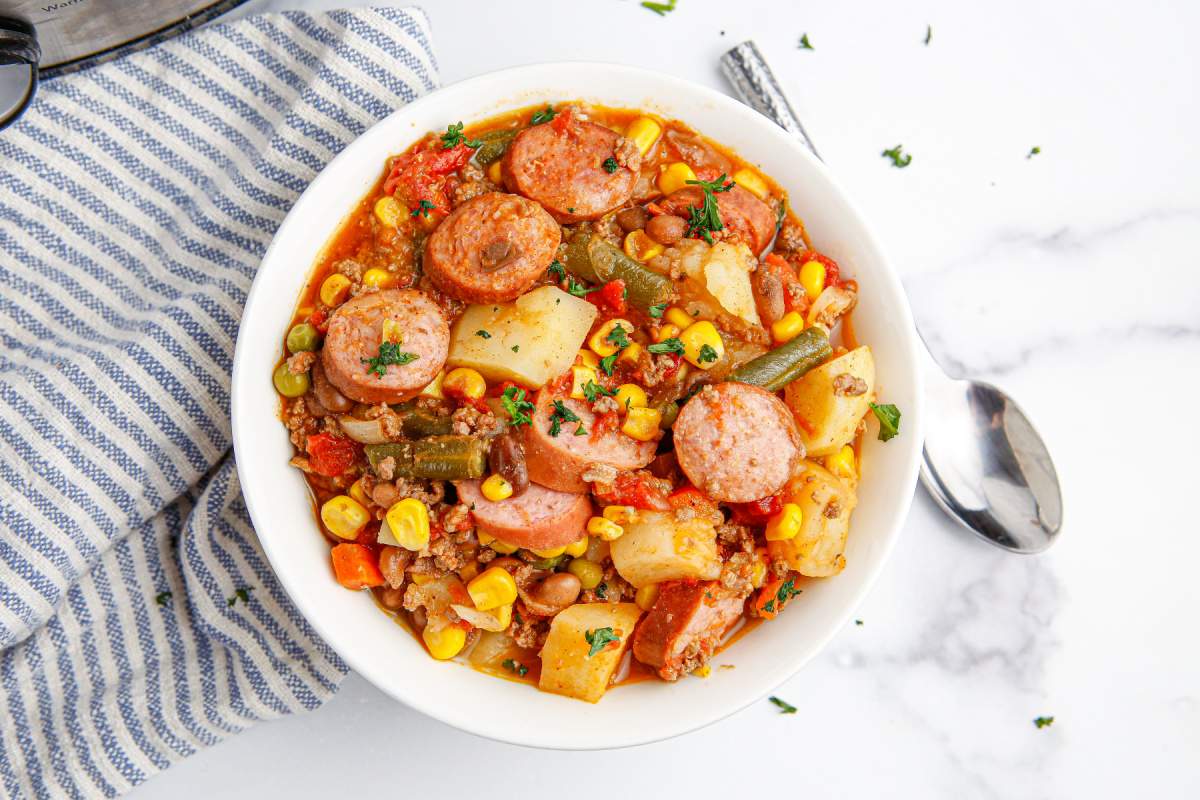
869, 402, 901, 441
648, 337, 685, 355
769, 696, 797, 714
585, 626, 620, 657
683, 173, 735, 243
474, 329, 491, 339
599, 353, 619, 376
641, 0, 676, 16
440, 121, 482, 150
698, 343, 719, 364
648, 302, 667, 319
530, 105, 557, 125
502, 386, 535, 427
227, 586, 254, 607
548, 399, 582, 437
410, 199, 436, 217
547, 260, 566, 281
602, 156, 620, 174
924, 24, 932, 46
1034, 716, 1055, 729
502, 659, 529, 677
155, 591, 172, 606
855, 619, 864, 626
798, 33, 814, 50
362, 341, 419, 378
583, 380, 616, 403
1027, 146, 1041, 159
881, 145, 913, 168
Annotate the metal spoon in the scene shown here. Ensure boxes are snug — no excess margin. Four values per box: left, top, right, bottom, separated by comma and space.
720, 41, 1063, 553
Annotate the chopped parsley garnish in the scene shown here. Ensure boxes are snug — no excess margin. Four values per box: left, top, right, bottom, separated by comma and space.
548, 399, 581, 437
881, 145, 913, 168
583, 380, 616, 403
567, 276, 600, 298
599, 353, 619, 375
502, 386, 535, 427
648, 303, 667, 319
762, 577, 801, 614
798, 33, 814, 50
641, 0, 676, 15
595, 582, 608, 599
226, 586, 254, 607
474, 329, 491, 339
362, 341, 419, 377
574, 424, 587, 436
547, 260, 566, 281
698, 343, 719, 363
602, 156, 620, 174
683, 173, 735, 243
155, 591, 172, 606
775, 199, 787, 233
924, 24, 932, 46
502, 659, 529, 677
410, 199, 436, 217
769, 696, 797, 714
511, 344, 520, 353
1033, 716, 1054, 729
584, 626, 620, 657
605, 325, 631, 350
440, 121, 482, 150
647, 337, 685, 355
530, 105, 557, 125
869, 402, 901, 441
1027, 146, 1041, 159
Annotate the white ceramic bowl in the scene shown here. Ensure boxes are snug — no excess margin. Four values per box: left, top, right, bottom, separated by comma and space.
232, 62, 923, 749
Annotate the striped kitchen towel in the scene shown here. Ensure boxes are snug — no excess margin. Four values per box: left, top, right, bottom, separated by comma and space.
0, 7, 439, 797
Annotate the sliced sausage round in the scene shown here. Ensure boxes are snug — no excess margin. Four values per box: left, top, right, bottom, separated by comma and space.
455, 479, 592, 551
502, 117, 639, 223
672, 382, 803, 503
522, 390, 657, 494
631, 580, 746, 681
320, 289, 448, 405
658, 184, 776, 255
423, 192, 560, 304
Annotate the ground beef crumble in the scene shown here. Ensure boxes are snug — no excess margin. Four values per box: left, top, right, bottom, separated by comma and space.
832, 373, 868, 396
450, 405, 503, 437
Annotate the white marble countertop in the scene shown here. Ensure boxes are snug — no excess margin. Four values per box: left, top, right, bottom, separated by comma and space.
132, 0, 1200, 796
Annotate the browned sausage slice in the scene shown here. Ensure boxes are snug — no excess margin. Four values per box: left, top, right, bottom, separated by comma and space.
423, 192, 560, 304
522, 390, 657, 494
320, 289, 448, 405
658, 184, 776, 255
672, 382, 803, 503
502, 116, 639, 223
455, 479, 592, 551
631, 580, 746, 681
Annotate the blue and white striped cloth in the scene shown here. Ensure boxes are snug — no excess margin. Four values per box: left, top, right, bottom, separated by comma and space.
0, 8, 438, 797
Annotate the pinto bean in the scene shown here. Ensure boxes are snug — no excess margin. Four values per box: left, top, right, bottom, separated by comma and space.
379, 586, 406, 610
372, 481, 401, 509
378, 546, 411, 589
488, 429, 529, 495
527, 573, 581, 615
615, 206, 648, 233
311, 361, 354, 414
645, 214, 687, 245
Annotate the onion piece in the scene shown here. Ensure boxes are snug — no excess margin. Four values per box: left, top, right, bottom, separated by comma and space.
337, 415, 389, 444
807, 285, 857, 329
450, 604, 511, 632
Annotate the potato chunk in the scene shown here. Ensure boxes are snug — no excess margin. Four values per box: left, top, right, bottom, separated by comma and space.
539, 603, 643, 703
784, 345, 876, 456
679, 241, 761, 326
446, 286, 597, 388
610, 511, 722, 589
768, 461, 857, 577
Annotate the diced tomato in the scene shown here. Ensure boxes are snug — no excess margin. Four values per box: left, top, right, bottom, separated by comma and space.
331, 543, 384, 590
587, 279, 626, 315
598, 471, 671, 511
667, 484, 721, 521
730, 494, 783, 525
382, 141, 474, 215
550, 107, 574, 136
645, 201, 667, 217
590, 410, 620, 442
306, 432, 358, 478
306, 307, 329, 334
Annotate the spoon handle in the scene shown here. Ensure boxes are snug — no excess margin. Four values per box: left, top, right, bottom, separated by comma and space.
719, 41, 821, 158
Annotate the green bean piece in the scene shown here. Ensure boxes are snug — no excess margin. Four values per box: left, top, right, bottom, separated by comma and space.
286, 322, 320, 353
364, 436, 488, 480
474, 129, 517, 166
399, 408, 455, 438
563, 233, 675, 311
727, 327, 832, 392
656, 400, 681, 430
273, 363, 310, 397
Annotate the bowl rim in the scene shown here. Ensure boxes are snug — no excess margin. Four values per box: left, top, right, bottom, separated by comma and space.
231, 60, 924, 749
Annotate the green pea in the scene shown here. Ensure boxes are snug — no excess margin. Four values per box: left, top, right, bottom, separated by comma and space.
286, 322, 320, 353
567, 558, 604, 590
273, 362, 310, 397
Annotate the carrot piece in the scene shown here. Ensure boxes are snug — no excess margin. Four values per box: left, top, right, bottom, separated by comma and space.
331, 543, 384, 590
755, 575, 801, 620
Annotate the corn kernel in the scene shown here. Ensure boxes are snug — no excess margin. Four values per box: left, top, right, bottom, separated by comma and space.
347, 478, 371, 508
764, 503, 804, 542
381, 318, 404, 344
458, 562, 480, 582
664, 306, 695, 330
732, 167, 769, 200
750, 548, 769, 589
467, 566, 518, 611
613, 383, 647, 415
602, 505, 638, 525
588, 318, 635, 357
477, 531, 519, 555
487, 160, 503, 184
320, 495, 369, 539
410, 573, 435, 585
658, 162, 697, 196
617, 341, 642, 365
531, 545, 567, 558
635, 583, 660, 611
363, 268, 394, 289
621, 406, 662, 442
623, 229, 664, 263
826, 445, 857, 481
693, 664, 712, 678
799, 260, 826, 301
420, 371, 445, 399
564, 535, 589, 558
679, 320, 725, 369
384, 498, 431, 551
567, 558, 605, 590
577, 349, 600, 369
570, 364, 599, 400
587, 516, 625, 541
771, 310, 806, 344
443, 367, 486, 400
625, 116, 662, 156
654, 323, 681, 343
319, 273, 351, 307
480, 473, 514, 502
373, 195, 405, 228
422, 623, 467, 660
